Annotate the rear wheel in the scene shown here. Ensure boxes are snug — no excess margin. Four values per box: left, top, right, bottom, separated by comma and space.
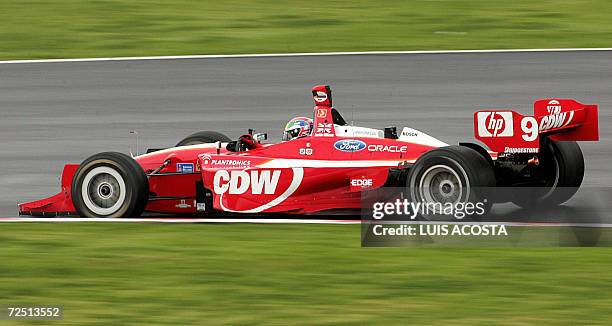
176, 131, 231, 146
511, 139, 584, 208
72, 152, 149, 218
407, 146, 496, 219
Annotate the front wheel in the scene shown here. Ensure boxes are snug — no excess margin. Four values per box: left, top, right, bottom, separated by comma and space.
72, 152, 149, 218
176, 131, 231, 147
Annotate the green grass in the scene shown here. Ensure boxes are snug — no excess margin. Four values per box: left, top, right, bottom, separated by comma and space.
1, 223, 612, 325
1, 0, 612, 60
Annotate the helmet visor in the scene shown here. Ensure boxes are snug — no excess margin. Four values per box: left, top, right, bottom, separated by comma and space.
283, 127, 301, 141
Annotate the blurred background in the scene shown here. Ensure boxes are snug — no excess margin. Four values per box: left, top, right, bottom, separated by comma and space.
1, 0, 612, 60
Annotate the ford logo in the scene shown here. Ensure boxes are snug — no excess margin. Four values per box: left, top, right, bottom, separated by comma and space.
334, 139, 366, 152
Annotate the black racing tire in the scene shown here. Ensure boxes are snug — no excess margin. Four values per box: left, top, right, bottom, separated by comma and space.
176, 131, 231, 147
406, 146, 496, 219
511, 139, 584, 208
72, 152, 149, 218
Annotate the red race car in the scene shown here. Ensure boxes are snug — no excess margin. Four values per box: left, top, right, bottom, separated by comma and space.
19, 85, 599, 218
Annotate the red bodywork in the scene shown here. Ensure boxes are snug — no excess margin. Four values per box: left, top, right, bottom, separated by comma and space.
19, 86, 599, 217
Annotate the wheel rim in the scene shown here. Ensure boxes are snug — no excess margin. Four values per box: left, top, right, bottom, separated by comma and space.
418, 164, 469, 205
81, 166, 127, 216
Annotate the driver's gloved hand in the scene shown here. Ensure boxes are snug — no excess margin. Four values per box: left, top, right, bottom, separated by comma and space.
237, 134, 261, 151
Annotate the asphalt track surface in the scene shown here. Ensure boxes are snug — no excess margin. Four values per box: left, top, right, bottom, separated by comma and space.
1, 51, 611, 218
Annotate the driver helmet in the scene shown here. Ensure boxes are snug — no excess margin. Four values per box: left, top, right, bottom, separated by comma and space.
283, 117, 313, 141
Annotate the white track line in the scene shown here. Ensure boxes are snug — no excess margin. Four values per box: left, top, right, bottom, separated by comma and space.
1, 217, 611, 227
1, 48, 612, 64
0, 217, 361, 224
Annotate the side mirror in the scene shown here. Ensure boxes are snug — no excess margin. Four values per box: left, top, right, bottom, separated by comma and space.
226, 141, 238, 152
253, 133, 267, 143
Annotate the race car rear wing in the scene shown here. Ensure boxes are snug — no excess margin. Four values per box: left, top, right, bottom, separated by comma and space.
474, 99, 599, 153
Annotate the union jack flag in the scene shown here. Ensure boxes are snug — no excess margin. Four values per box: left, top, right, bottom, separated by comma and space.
315, 122, 333, 136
